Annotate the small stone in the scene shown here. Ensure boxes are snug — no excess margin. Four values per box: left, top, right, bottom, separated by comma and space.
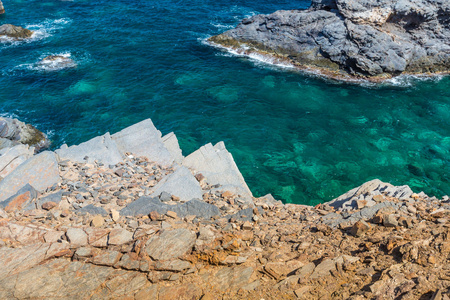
149, 211, 164, 221
159, 192, 172, 202
383, 214, 398, 227
91, 215, 105, 227
350, 220, 371, 237
242, 221, 252, 230
111, 209, 120, 222
41, 201, 58, 211
294, 286, 312, 298
372, 195, 384, 202
166, 211, 178, 219
222, 191, 233, 198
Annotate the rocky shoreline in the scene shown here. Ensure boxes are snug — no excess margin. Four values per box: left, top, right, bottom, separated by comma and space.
0, 119, 449, 299
209, 0, 450, 82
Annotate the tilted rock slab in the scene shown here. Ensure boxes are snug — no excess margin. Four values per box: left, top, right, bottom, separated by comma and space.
0, 151, 60, 202
209, 0, 450, 81
183, 142, 253, 202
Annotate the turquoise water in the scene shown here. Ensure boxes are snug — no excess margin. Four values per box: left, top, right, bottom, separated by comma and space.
0, 0, 449, 205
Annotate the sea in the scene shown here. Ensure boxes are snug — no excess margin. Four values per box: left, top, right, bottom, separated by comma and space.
0, 0, 449, 205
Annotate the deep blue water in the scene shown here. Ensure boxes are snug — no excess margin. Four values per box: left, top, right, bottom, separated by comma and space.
1, 0, 449, 205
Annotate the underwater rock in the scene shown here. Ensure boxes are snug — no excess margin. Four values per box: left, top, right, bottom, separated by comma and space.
0, 24, 33, 39
209, 0, 450, 81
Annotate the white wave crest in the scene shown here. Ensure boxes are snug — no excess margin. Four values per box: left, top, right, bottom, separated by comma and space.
0, 18, 72, 48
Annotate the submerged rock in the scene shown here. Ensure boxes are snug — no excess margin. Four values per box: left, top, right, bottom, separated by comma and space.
38, 55, 77, 70
209, 0, 450, 81
0, 117, 50, 152
0, 24, 33, 39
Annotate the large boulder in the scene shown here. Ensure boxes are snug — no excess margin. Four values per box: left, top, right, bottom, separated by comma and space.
209, 0, 450, 81
0, 117, 49, 152
0, 1, 4, 14
0, 24, 33, 39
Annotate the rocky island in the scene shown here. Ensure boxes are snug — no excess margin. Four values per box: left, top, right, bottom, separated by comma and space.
0, 119, 449, 299
209, 0, 450, 81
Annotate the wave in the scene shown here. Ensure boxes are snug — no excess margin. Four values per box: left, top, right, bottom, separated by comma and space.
0, 18, 72, 48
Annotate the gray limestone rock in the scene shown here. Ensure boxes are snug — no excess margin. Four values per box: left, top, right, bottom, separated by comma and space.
162, 132, 184, 164
0, 151, 60, 202
209, 0, 450, 80
0, 144, 34, 178
56, 133, 123, 166
0, 117, 49, 152
120, 197, 220, 219
76, 204, 108, 216
183, 142, 253, 202
111, 119, 174, 166
150, 166, 202, 202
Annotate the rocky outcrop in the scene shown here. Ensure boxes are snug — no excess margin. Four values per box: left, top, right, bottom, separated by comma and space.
209, 0, 450, 81
0, 1, 4, 14
1, 118, 449, 299
0, 117, 49, 152
38, 55, 77, 70
0, 24, 33, 39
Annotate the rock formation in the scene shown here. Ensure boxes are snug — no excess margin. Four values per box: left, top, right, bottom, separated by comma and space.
0, 117, 50, 152
0, 118, 449, 299
0, 1, 4, 14
0, 24, 33, 39
38, 55, 77, 70
209, 0, 450, 81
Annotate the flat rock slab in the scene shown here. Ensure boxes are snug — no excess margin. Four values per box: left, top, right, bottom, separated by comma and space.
150, 166, 202, 202
0, 151, 59, 202
145, 228, 196, 261
120, 197, 220, 219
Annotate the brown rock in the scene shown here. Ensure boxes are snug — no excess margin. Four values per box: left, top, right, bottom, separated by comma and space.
145, 228, 196, 261
41, 201, 57, 211
350, 220, 372, 237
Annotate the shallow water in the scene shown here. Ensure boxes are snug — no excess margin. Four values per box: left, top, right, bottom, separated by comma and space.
0, 0, 449, 205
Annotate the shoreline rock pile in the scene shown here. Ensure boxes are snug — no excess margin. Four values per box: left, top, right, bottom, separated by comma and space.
209, 0, 450, 82
0, 119, 449, 299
